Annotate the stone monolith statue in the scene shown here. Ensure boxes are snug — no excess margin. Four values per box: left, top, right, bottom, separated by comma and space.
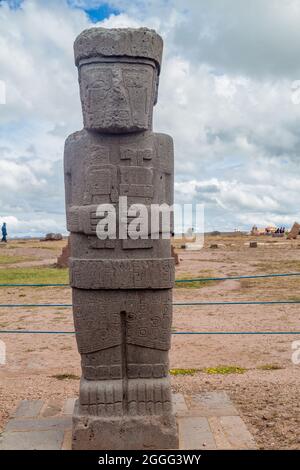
64, 27, 178, 450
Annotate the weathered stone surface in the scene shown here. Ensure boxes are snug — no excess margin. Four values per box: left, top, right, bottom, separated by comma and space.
0, 394, 256, 450
187, 391, 238, 417
14, 399, 43, 419
74, 27, 163, 133
62, 398, 76, 416
178, 416, 217, 450
6, 416, 71, 432
70, 258, 174, 289
41, 399, 63, 418
0, 430, 65, 450
208, 415, 257, 449
172, 393, 188, 415
64, 27, 177, 450
287, 222, 300, 239
72, 400, 177, 450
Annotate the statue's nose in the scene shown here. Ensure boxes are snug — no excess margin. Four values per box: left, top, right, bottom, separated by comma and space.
112, 79, 126, 101
112, 71, 124, 89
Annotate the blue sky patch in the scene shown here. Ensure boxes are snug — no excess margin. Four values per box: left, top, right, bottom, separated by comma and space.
84, 3, 121, 23
0, 0, 23, 9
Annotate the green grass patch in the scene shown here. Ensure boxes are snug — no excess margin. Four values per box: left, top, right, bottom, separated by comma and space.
0, 267, 68, 284
51, 374, 79, 381
257, 364, 283, 371
169, 368, 198, 376
175, 271, 217, 289
203, 365, 246, 375
287, 296, 300, 302
0, 255, 32, 265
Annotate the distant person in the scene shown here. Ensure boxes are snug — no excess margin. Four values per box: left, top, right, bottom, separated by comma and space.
1, 222, 7, 243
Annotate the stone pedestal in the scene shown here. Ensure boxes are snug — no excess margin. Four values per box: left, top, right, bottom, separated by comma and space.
72, 401, 177, 450
0, 393, 257, 450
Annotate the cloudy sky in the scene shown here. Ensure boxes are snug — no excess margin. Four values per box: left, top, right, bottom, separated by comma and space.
0, 0, 300, 236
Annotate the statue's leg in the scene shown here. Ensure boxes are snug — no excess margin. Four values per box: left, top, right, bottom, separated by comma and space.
125, 289, 173, 415
72, 289, 124, 417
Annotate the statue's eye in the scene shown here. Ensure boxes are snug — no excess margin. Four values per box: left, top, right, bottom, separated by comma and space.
123, 72, 144, 88
94, 80, 110, 90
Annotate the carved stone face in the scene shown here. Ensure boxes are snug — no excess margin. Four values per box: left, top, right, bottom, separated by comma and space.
78, 61, 158, 133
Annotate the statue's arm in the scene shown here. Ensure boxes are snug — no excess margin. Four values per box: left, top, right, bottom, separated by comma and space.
155, 132, 174, 207
64, 136, 73, 210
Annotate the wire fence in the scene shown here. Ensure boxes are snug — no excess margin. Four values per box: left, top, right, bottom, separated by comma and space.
0, 300, 299, 308
0, 271, 299, 336
0, 271, 300, 287
1, 330, 300, 335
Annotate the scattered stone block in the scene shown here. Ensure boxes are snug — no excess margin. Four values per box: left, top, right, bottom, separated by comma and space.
210, 244, 218, 249
249, 241, 258, 248
185, 243, 203, 251
42, 233, 63, 241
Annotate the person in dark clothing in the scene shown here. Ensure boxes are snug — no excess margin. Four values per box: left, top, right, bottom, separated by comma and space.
1, 223, 7, 242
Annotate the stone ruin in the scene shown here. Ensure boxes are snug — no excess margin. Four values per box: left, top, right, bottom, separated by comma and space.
64, 27, 178, 449
56, 237, 70, 268
287, 222, 300, 240
171, 245, 179, 265
41, 233, 63, 241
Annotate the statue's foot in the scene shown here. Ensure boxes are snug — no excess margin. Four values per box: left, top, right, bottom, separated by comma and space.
73, 377, 178, 449
78, 376, 172, 416
78, 377, 124, 416
127, 377, 172, 415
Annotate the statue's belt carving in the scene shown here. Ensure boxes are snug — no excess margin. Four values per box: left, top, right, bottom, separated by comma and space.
67, 204, 173, 235
70, 258, 174, 289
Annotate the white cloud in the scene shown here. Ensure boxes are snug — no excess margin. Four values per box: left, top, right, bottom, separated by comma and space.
0, 214, 65, 237
0, 0, 300, 236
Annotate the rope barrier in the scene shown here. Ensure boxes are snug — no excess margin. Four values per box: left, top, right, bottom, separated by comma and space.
0, 273, 298, 335
1, 330, 300, 335
173, 300, 300, 306
0, 304, 72, 308
0, 300, 299, 307
0, 272, 299, 287
0, 284, 69, 287
175, 272, 300, 282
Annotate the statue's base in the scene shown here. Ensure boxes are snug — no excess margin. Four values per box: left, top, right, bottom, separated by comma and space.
0, 392, 257, 450
72, 400, 178, 450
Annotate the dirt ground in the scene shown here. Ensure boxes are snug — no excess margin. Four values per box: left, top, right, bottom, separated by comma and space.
0, 235, 300, 449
